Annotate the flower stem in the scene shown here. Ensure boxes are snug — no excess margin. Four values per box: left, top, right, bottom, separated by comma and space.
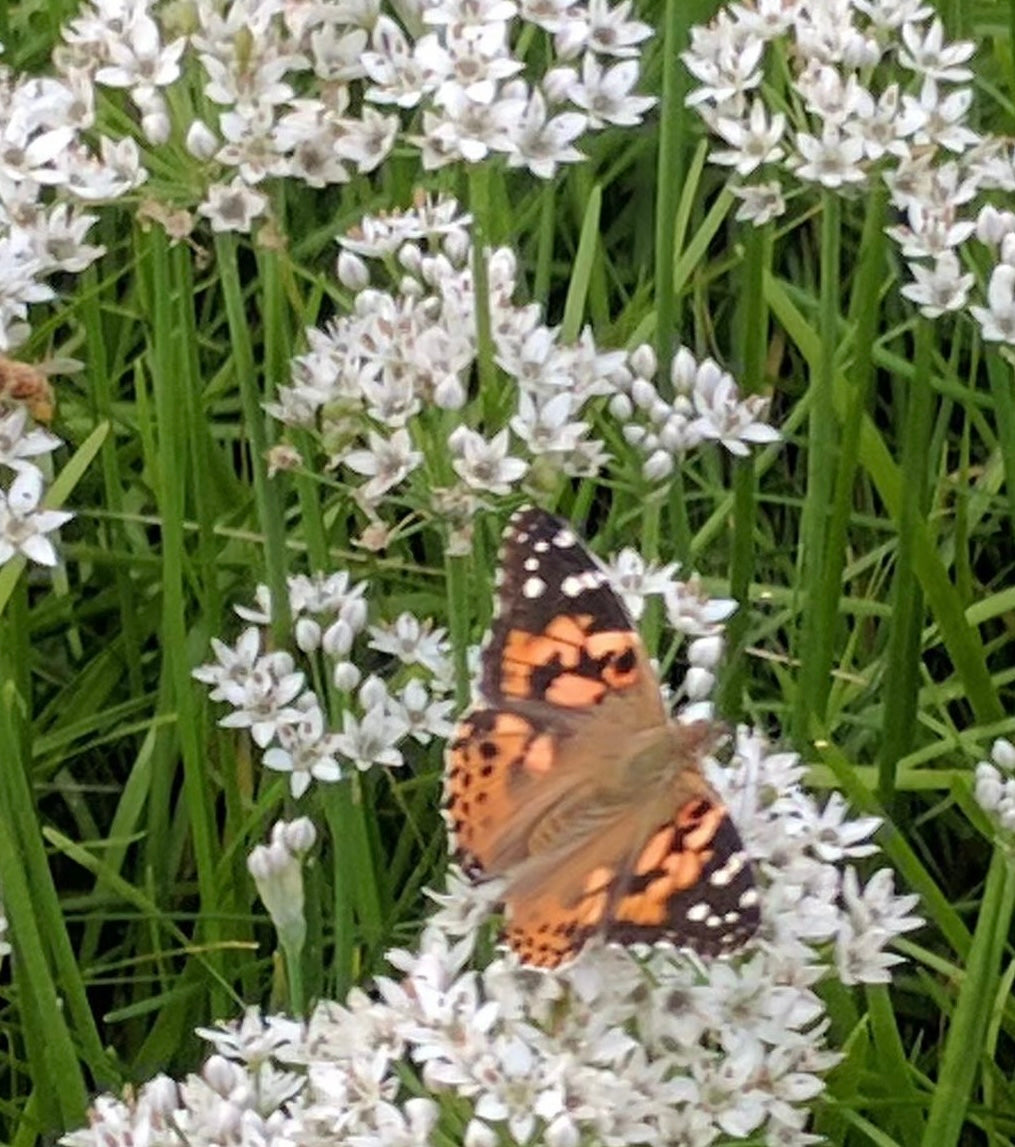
468, 163, 497, 420
801, 187, 886, 729
215, 232, 292, 642
877, 320, 934, 806
720, 222, 770, 720
793, 192, 841, 747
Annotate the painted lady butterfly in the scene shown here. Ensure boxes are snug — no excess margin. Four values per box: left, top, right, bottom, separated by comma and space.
444, 506, 761, 969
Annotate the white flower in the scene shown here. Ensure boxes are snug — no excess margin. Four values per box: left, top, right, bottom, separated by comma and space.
711, 99, 786, 175
970, 263, 1015, 343
343, 428, 423, 504
193, 626, 263, 699
731, 179, 786, 224
0, 467, 73, 567
602, 547, 681, 620
900, 250, 973, 317
793, 128, 866, 189
450, 426, 527, 494
899, 17, 974, 82
198, 177, 269, 233
333, 705, 409, 771
690, 360, 781, 455
216, 660, 307, 749
390, 679, 457, 744
368, 613, 450, 674
0, 405, 60, 473
507, 88, 586, 179
567, 55, 654, 128
263, 700, 343, 798
94, 13, 186, 102
835, 868, 922, 985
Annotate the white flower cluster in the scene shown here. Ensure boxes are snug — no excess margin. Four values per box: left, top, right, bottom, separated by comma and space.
193, 571, 458, 797
973, 737, 1015, 837
684, 0, 1015, 340
272, 196, 779, 529
0, 59, 143, 351
53, 0, 653, 246
362, 0, 654, 173
0, 393, 73, 568
610, 344, 781, 481
63, 729, 922, 1147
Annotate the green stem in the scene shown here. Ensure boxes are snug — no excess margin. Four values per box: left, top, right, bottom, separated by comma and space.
447, 550, 472, 711
719, 223, 770, 719
655, 0, 695, 379
215, 232, 292, 642
281, 935, 307, 1018
801, 188, 887, 727
468, 164, 497, 416
878, 321, 934, 805
533, 181, 555, 304
793, 192, 841, 746
145, 225, 224, 1014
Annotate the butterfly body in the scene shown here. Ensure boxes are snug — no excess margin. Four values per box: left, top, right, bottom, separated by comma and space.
444, 506, 760, 968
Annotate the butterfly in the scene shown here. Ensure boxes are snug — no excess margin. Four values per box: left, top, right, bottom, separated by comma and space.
443, 506, 760, 969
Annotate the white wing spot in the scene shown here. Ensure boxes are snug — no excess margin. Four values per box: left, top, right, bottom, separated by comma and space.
533, 539, 550, 553
723, 911, 740, 925
515, 531, 529, 544
709, 852, 745, 887
553, 528, 576, 547
739, 888, 760, 909
523, 577, 546, 599
523, 556, 540, 572
706, 914, 722, 928
685, 902, 710, 922
561, 575, 584, 598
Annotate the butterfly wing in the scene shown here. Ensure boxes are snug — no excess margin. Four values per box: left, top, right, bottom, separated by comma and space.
444, 506, 759, 968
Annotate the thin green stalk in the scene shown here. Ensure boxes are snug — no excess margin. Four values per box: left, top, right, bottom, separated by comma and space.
793, 192, 841, 747
654, 0, 695, 377
174, 244, 223, 629
81, 267, 143, 695
533, 181, 555, 303
985, 353, 1015, 543
878, 321, 934, 806
640, 499, 662, 652
467, 164, 497, 411
145, 225, 224, 1014
215, 232, 292, 642
281, 935, 307, 1018
720, 223, 770, 719
447, 549, 471, 712
801, 189, 887, 726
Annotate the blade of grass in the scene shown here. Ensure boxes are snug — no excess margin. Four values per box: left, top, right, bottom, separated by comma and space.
560, 183, 601, 343
920, 849, 1015, 1147
767, 273, 1004, 727
878, 321, 934, 805
794, 192, 841, 745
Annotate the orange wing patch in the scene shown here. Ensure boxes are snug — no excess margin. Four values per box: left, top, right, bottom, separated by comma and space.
499, 618, 642, 708
445, 709, 558, 872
